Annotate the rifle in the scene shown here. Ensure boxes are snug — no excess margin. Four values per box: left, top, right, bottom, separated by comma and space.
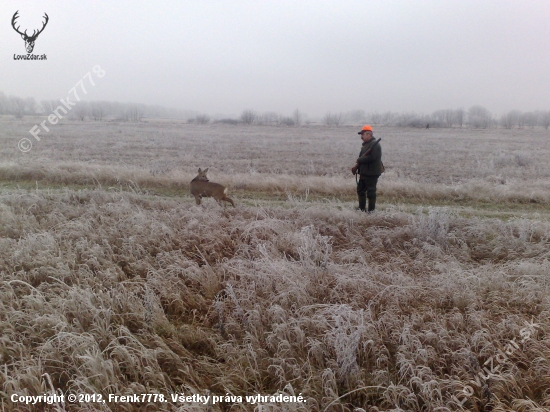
352, 138, 382, 179
361, 138, 381, 158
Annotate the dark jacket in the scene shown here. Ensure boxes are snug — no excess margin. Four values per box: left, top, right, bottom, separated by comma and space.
357, 138, 383, 176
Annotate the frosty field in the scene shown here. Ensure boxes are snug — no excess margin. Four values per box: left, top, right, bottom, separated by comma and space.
0, 119, 549, 411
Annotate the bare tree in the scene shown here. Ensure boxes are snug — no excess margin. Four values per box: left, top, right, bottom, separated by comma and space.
431, 110, 445, 125
9, 96, 27, 119
0, 92, 7, 114
522, 111, 537, 129
121, 108, 130, 121
501, 111, 517, 129
499, 113, 509, 129
381, 111, 395, 126
240, 109, 256, 125
516, 111, 525, 129
444, 109, 454, 127
468, 105, 492, 128
254, 113, 265, 125
23, 97, 38, 116
398, 111, 415, 124
128, 104, 144, 122
395, 112, 426, 128
259, 114, 270, 126
370, 112, 382, 125
90, 101, 106, 121
454, 108, 465, 128
541, 111, 550, 130
256, 112, 278, 126
267, 112, 281, 126
40, 99, 54, 114
324, 112, 343, 126
74, 102, 88, 121
293, 109, 302, 126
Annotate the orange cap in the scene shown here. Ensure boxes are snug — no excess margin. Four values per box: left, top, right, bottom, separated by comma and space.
358, 125, 373, 134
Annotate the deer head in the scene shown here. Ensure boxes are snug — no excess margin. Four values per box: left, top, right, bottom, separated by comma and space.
12, 11, 49, 53
193, 168, 210, 182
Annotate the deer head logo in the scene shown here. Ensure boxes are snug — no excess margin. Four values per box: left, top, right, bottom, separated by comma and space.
12, 11, 49, 54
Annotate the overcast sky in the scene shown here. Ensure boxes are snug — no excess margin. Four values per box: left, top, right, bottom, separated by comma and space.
1, 0, 549, 117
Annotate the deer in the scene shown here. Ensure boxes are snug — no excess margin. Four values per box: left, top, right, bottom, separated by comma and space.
12, 11, 49, 54
190, 168, 235, 207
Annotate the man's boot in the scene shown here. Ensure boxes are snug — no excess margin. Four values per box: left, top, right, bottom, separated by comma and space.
367, 197, 376, 213
357, 195, 366, 212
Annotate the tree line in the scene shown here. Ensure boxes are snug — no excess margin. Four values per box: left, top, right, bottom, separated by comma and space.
1, 91, 549, 129
230, 107, 550, 129
333, 106, 550, 129
0, 92, 196, 121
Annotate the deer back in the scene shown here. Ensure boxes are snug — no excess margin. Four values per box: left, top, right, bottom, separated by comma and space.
190, 168, 227, 198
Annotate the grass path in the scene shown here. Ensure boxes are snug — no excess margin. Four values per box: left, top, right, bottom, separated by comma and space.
2, 178, 549, 222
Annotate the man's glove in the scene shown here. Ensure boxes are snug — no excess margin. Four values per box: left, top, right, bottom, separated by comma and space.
351, 165, 358, 175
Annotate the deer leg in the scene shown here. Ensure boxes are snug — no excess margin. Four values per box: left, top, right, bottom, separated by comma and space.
194, 195, 201, 205
223, 196, 235, 207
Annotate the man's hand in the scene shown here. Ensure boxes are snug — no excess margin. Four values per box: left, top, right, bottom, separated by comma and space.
351, 165, 358, 175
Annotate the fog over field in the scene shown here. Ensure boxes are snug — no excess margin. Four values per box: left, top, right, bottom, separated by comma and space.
1, 1, 550, 116
1, 1, 550, 411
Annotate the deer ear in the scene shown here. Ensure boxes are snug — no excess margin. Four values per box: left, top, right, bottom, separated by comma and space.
204, 168, 208, 173
198, 168, 202, 173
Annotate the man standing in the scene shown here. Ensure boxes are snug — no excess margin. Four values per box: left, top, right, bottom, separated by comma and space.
351, 125, 383, 212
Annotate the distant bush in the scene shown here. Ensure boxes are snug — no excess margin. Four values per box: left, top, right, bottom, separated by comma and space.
395, 116, 428, 128
240, 110, 256, 125
280, 117, 295, 126
192, 114, 211, 124
215, 118, 241, 125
